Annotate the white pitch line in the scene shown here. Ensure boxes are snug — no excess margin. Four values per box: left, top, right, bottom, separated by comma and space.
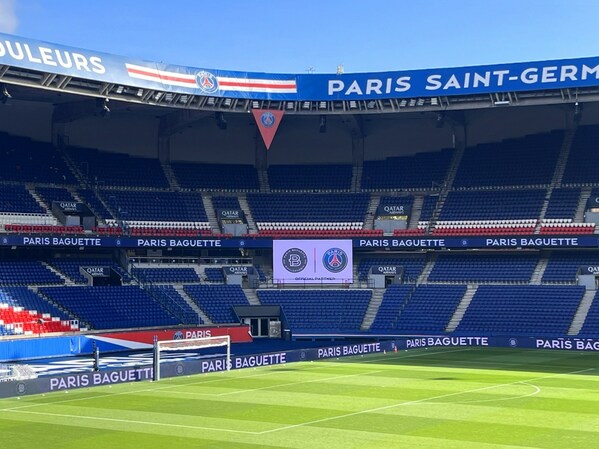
208, 370, 383, 397
257, 367, 594, 434
5, 409, 259, 435
444, 382, 542, 404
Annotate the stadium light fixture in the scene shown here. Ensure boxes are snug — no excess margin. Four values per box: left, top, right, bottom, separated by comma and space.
286, 102, 295, 110
408, 99, 417, 107
494, 100, 510, 106
207, 97, 216, 106
319, 101, 327, 109
223, 98, 232, 107
115, 86, 124, 94
417, 98, 425, 106
319, 115, 327, 133
435, 112, 445, 128
349, 101, 358, 109
96, 98, 110, 117
0, 84, 11, 104
399, 99, 407, 107
252, 101, 260, 109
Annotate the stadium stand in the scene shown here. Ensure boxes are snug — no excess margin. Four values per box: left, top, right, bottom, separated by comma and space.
456, 285, 585, 335
384, 284, 466, 332
258, 289, 371, 333
0, 134, 77, 184
131, 267, 200, 283
67, 147, 169, 188
562, 125, 599, 185
0, 260, 64, 286
183, 284, 249, 323
268, 164, 353, 191
362, 149, 453, 191
171, 162, 260, 191
248, 193, 370, 231
453, 131, 563, 188
542, 251, 599, 283
428, 253, 539, 283
40, 285, 179, 329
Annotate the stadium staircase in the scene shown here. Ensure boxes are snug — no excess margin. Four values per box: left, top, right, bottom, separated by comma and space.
56, 146, 88, 187
426, 140, 466, 233
575, 187, 592, 223
445, 284, 478, 332
530, 254, 550, 285
258, 169, 270, 192
568, 289, 596, 335
363, 195, 380, 231
26, 185, 58, 225
551, 128, 577, 186
351, 166, 362, 192
417, 253, 438, 284
201, 194, 221, 233
360, 288, 384, 330
161, 161, 180, 189
172, 285, 212, 325
534, 129, 578, 234
242, 289, 261, 305
42, 263, 75, 286
408, 195, 424, 229
238, 195, 258, 234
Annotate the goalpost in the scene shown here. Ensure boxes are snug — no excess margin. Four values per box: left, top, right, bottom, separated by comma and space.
153, 335, 231, 381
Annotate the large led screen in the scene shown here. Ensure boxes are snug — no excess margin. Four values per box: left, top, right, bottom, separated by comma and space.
273, 240, 353, 284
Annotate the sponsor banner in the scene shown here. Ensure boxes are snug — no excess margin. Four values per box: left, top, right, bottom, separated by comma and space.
252, 109, 284, 150
579, 266, 599, 275
80, 266, 111, 277
89, 325, 253, 352
0, 234, 597, 250
354, 236, 591, 249
51, 201, 87, 214
586, 196, 599, 210
0, 32, 297, 100
223, 266, 254, 276
4, 336, 599, 397
217, 209, 245, 220
5, 33, 599, 102
273, 239, 353, 284
375, 203, 412, 220
300, 57, 599, 100
370, 265, 403, 276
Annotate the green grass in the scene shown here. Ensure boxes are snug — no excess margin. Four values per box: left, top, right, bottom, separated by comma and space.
1, 347, 599, 448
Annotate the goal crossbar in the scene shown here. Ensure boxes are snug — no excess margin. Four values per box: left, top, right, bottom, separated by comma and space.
153, 335, 231, 381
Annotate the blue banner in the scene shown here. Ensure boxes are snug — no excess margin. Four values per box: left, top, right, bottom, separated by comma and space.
0, 234, 597, 250
2, 32, 599, 101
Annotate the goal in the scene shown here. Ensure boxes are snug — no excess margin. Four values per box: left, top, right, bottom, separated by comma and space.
153, 335, 231, 381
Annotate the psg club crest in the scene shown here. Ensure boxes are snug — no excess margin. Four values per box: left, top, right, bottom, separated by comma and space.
322, 248, 348, 273
173, 331, 184, 340
260, 111, 276, 128
196, 71, 218, 94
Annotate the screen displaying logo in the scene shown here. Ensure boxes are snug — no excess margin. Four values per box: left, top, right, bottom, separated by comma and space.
322, 248, 348, 273
273, 240, 352, 284
282, 248, 308, 273
260, 111, 276, 128
196, 71, 219, 94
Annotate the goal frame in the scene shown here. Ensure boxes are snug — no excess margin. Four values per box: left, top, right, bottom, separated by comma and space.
153, 335, 231, 381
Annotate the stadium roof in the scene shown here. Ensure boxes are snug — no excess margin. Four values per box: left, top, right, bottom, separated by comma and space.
2, 32, 599, 114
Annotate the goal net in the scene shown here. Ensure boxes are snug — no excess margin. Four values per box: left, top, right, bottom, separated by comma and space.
153, 335, 231, 381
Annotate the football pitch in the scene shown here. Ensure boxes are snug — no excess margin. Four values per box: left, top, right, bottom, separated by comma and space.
0, 347, 598, 449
